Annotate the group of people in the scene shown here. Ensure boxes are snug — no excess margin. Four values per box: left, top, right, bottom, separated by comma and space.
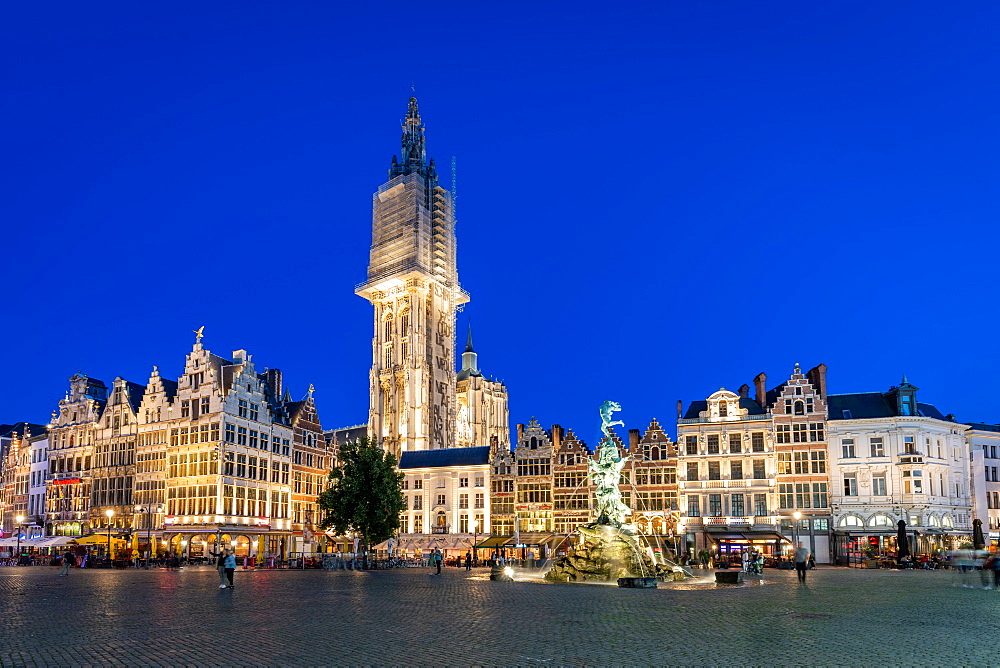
950, 547, 1000, 589
211, 547, 237, 588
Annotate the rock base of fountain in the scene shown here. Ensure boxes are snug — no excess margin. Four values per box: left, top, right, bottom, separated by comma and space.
545, 523, 665, 583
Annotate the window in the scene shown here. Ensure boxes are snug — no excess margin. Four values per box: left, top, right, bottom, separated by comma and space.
729, 434, 742, 453
413, 480, 422, 490
687, 497, 700, 517
812, 482, 828, 508
754, 494, 767, 516
806, 398, 814, 413
238, 400, 248, 418
844, 474, 858, 496
708, 461, 721, 480
794, 401, 804, 415
872, 475, 886, 496
776, 425, 791, 444
777, 452, 791, 475
707, 435, 720, 454
708, 494, 722, 516
413, 515, 423, 533
201, 397, 210, 415
459, 477, 469, 488
778, 483, 794, 509
685, 436, 697, 455
730, 460, 743, 480
436, 494, 446, 507
792, 424, 808, 443
181, 400, 190, 418
686, 462, 699, 481
475, 493, 484, 509
839, 515, 862, 527
249, 404, 259, 422
751, 432, 764, 452
785, 399, 793, 415
413, 496, 422, 510
870, 437, 884, 457
475, 476, 484, 487
793, 452, 810, 474
810, 451, 826, 473
459, 493, 469, 509
752, 460, 765, 479
718, 402, 728, 417
731, 494, 745, 516
903, 436, 916, 454
841, 439, 855, 458
808, 423, 824, 441
792, 483, 811, 509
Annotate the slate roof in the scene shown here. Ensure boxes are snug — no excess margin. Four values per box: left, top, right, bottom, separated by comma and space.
827, 393, 951, 421
125, 381, 146, 414
966, 422, 1000, 433
683, 397, 766, 419
398, 446, 491, 469
0, 422, 48, 438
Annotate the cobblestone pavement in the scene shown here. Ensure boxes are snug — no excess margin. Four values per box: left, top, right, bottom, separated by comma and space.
1, 564, 997, 666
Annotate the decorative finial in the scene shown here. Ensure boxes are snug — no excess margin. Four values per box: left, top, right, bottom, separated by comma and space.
307, 383, 315, 397
193, 326, 205, 343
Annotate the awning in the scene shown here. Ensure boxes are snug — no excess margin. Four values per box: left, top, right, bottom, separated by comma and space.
500, 533, 555, 548
475, 535, 511, 549
35, 537, 77, 547
69, 534, 127, 546
706, 531, 788, 543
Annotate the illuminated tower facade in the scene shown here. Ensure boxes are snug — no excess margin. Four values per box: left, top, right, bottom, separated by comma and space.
357, 97, 468, 456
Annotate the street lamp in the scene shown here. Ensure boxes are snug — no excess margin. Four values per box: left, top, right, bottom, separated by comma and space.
134, 503, 163, 569
792, 511, 802, 553
471, 520, 479, 567
15, 514, 24, 565
105, 509, 115, 562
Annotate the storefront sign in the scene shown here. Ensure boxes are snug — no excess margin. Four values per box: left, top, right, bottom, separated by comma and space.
53, 478, 82, 485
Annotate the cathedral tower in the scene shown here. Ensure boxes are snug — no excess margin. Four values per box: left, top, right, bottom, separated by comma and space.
357, 97, 468, 456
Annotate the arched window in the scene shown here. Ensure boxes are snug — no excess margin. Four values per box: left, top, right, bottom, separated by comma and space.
400, 310, 409, 334
869, 514, 893, 527
794, 401, 805, 415
927, 515, 941, 527
942, 515, 954, 528
650, 446, 660, 461
718, 402, 728, 417
383, 314, 393, 340
530, 437, 537, 450
838, 515, 863, 527
69, 435, 74, 447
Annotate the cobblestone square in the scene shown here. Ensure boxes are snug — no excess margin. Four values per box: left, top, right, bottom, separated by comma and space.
1, 565, 997, 666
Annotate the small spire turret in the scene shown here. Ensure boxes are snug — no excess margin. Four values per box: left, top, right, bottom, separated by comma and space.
388, 96, 436, 181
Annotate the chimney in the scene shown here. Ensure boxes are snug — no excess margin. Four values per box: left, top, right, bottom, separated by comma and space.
676, 400, 683, 418
265, 368, 283, 398
551, 424, 563, 450
806, 363, 828, 402
628, 429, 641, 453
754, 373, 767, 409
738, 384, 750, 399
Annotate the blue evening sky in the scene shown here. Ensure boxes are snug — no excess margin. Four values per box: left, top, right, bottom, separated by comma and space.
2, 1, 998, 445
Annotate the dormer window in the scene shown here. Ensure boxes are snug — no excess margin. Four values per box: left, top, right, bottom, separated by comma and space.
718, 402, 728, 417
806, 398, 814, 413
795, 387, 802, 396
794, 401, 804, 415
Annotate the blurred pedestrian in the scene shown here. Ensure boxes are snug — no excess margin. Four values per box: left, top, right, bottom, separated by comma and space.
58, 550, 75, 576
794, 542, 809, 583
223, 549, 236, 588
465, 550, 473, 571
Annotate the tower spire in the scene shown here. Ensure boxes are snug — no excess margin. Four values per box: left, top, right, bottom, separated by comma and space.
389, 96, 434, 180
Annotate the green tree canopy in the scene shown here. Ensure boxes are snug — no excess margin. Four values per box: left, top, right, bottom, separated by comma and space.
317, 436, 405, 555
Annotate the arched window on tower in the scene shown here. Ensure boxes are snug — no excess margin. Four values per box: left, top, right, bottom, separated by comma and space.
400, 310, 409, 334
384, 314, 393, 341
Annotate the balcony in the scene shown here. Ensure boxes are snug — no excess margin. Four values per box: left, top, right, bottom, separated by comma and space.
431, 525, 450, 534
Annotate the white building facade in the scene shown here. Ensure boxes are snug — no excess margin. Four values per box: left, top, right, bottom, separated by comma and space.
827, 379, 973, 564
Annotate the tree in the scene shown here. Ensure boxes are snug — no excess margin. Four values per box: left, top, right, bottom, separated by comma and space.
317, 436, 404, 566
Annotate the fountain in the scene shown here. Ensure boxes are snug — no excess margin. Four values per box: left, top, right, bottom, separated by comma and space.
545, 401, 683, 585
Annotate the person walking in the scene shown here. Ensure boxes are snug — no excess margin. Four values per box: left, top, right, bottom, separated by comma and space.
222, 549, 236, 589
794, 542, 809, 583
465, 550, 473, 571
58, 550, 75, 576
210, 546, 228, 589
990, 551, 1000, 590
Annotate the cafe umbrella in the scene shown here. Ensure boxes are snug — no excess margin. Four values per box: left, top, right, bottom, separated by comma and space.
896, 520, 911, 564
972, 518, 986, 550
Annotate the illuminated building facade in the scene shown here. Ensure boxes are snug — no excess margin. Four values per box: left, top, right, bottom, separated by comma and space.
966, 422, 1000, 539
356, 97, 508, 458
827, 378, 974, 563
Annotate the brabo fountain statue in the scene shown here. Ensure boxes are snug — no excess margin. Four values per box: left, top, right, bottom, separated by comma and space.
545, 401, 668, 584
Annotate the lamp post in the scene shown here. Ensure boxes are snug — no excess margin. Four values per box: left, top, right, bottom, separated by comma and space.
15, 514, 24, 564
471, 520, 479, 567
134, 503, 163, 569
792, 511, 802, 554
105, 509, 115, 562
